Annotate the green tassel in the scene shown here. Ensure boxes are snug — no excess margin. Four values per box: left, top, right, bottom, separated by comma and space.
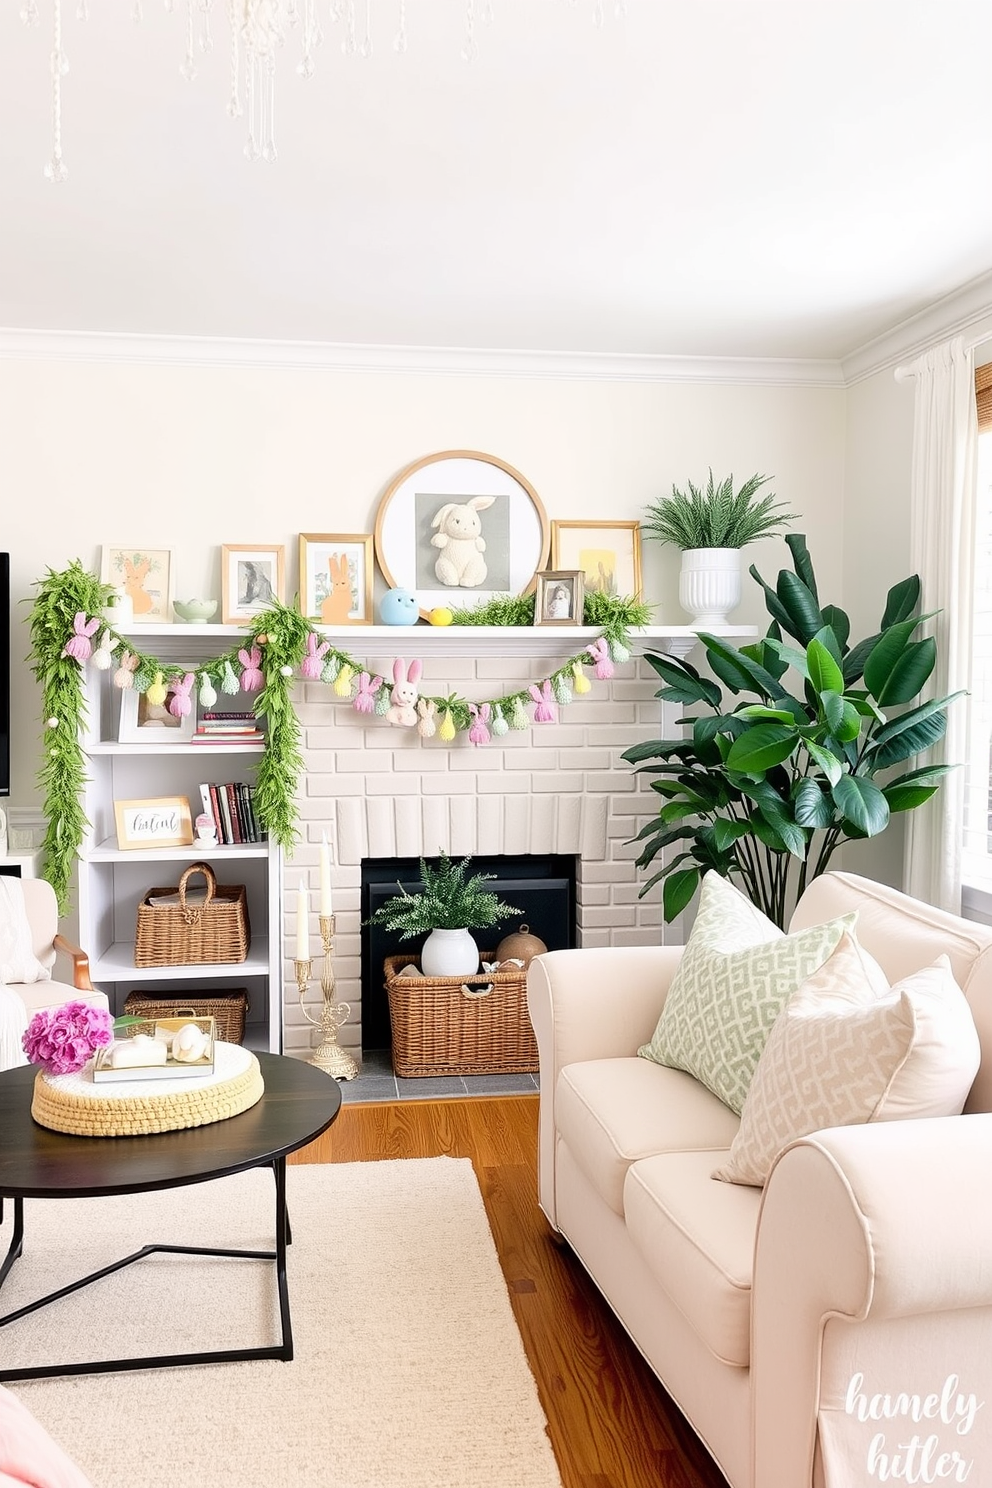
220, 660, 240, 695
509, 697, 528, 730
375, 687, 392, 716
609, 638, 631, 664
321, 655, 340, 684
552, 674, 572, 706
490, 704, 509, 737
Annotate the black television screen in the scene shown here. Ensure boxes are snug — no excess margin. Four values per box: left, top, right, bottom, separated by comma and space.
0, 553, 8, 797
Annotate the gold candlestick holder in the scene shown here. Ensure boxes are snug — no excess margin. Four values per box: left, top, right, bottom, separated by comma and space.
296, 914, 359, 1080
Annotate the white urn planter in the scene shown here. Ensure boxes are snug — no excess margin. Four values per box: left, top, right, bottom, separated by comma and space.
679, 547, 742, 627
421, 927, 480, 977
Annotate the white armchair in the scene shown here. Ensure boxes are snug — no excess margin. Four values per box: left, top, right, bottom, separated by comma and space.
1, 877, 109, 1069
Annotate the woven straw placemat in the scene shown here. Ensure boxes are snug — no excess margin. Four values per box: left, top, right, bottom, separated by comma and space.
31, 1042, 264, 1138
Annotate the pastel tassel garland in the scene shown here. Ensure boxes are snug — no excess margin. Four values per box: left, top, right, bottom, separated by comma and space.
586, 638, 614, 680
374, 686, 392, 717
509, 697, 528, 730
609, 637, 631, 664
198, 672, 218, 709
490, 703, 509, 737
321, 655, 340, 684
552, 674, 572, 706
220, 660, 240, 695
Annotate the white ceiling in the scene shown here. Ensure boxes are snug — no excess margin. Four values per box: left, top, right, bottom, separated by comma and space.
2, 1, 991, 362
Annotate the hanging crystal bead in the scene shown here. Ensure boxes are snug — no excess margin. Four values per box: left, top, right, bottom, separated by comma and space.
180, 0, 197, 78
341, 0, 356, 54
19, 0, 40, 26
393, 0, 406, 52
44, 0, 68, 181
460, 0, 477, 62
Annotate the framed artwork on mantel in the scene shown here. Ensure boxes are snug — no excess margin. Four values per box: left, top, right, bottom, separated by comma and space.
299, 533, 373, 625
374, 450, 550, 620
550, 520, 642, 600
100, 546, 174, 623
221, 544, 285, 625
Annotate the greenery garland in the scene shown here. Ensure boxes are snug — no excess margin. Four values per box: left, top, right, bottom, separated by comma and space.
28, 568, 646, 911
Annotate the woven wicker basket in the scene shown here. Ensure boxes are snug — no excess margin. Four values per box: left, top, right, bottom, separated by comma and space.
122, 990, 250, 1044
134, 862, 250, 968
384, 951, 538, 1078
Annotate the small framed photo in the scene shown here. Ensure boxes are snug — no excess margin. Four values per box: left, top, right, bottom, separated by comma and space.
221, 544, 285, 625
299, 533, 373, 624
118, 686, 197, 744
534, 570, 585, 627
550, 520, 643, 600
100, 546, 174, 623
114, 796, 194, 851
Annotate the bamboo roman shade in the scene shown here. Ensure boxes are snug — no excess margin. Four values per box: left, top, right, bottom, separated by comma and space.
976, 362, 992, 433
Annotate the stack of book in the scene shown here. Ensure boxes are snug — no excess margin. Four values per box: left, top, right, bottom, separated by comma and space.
192, 710, 265, 746
198, 781, 265, 845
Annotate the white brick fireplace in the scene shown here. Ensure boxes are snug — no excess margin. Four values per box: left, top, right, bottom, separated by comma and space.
280, 626, 733, 1062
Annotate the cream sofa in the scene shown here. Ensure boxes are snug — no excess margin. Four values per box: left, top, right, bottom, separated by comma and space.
0, 878, 108, 1069
527, 871, 992, 1488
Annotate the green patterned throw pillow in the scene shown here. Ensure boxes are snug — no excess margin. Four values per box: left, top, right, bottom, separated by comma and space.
639, 871, 857, 1113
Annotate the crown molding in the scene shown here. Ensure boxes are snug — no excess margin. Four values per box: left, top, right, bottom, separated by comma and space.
841, 269, 992, 385
0, 327, 846, 387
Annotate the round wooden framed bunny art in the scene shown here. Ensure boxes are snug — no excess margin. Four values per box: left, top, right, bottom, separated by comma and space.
374, 451, 550, 621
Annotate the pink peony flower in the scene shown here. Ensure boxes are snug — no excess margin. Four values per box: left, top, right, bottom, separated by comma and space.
22, 1000, 115, 1075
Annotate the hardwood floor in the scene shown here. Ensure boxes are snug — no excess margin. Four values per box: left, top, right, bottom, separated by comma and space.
291, 1096, 729, 1488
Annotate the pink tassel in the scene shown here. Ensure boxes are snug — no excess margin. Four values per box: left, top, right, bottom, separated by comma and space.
353, 672, 384, 714
168, 672, 195, 719
528, 681, 557, 723
238, 646, 264, 692
468, 703, 492, 745
586, 638, 615, 681
301, 633, 330, 680
63, 612, 100, 663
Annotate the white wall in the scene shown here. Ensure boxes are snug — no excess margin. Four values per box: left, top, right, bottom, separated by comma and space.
1, 355, 847, 805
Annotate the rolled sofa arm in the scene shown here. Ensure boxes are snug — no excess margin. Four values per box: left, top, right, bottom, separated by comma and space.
751, 1114, 992, 1488
527, 945, 684, 1228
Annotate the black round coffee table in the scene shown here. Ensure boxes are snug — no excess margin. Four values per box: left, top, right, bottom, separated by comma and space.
0, 1051, 341, 1381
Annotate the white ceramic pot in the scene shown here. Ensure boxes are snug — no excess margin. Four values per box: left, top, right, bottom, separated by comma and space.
678, 547, 742, 627
421, 927, 480, 977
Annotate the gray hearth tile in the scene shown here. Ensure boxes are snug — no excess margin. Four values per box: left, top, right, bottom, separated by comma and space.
462, 1073, 540, 1094
395, 1074, 467, 1098
338, 1075, 398, 1103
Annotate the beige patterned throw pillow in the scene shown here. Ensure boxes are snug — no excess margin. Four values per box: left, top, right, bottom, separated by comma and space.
713, 932, 980, 1188
639, 871, 855, 1114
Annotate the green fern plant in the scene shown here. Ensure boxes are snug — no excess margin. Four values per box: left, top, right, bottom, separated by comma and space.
643, 470, 796, 550
366, 852, 523, 936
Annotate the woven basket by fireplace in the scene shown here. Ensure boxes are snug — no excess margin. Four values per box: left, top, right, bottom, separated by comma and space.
383, 951, 538, 1078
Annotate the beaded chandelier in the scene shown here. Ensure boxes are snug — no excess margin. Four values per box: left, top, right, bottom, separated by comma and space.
20, 0, 624, 179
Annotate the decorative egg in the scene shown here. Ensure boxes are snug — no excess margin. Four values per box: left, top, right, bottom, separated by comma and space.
171, 1023, 210, 1062
379, 588, 420, 626
428, 607, 454, 626
495, 923, 548, 967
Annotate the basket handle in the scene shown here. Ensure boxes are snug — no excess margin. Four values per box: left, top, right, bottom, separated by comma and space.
179, 861, 217, 925
461, 983, 493, 1000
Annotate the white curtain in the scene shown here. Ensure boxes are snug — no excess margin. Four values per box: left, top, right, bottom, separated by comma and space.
903, 336, 978, 911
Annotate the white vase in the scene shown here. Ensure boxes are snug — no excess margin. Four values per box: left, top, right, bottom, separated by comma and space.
678, 547, 742, 627
421, 928, 480, 977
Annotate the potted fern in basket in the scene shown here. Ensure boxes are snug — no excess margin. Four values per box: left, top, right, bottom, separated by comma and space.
366, 852, 523, 977
643, 470, 796, 626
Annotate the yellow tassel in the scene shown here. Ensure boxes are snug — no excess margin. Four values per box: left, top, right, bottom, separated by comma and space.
438, 708, 456, 742
145, 670, 168, 706
572, 661, 592, 694
334, 664, 354, 697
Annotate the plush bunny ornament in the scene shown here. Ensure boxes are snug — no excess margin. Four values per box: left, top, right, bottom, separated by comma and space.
430, 496, 495, 587
386, 658, 422, 727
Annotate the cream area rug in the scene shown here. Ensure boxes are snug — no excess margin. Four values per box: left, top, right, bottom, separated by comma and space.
1, 1158, 563, 1488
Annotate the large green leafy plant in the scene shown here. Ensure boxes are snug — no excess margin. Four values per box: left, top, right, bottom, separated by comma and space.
625, 536, 960, 927
642, 470, 796, 550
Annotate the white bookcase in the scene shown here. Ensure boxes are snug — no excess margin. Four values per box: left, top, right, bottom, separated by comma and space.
77, 625, 283, 1054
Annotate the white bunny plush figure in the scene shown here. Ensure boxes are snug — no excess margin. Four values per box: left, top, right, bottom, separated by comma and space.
430, 496, 496, 587
386, 658, 422, 727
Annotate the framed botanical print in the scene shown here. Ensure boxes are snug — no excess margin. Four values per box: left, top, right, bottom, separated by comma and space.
550, 520, 643, 600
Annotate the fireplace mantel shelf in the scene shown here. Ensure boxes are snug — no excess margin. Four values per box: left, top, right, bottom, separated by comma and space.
119, 623, 757, 661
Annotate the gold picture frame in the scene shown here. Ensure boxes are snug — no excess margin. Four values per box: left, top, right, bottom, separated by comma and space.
533, 570, 585, 627
299, 534, 374, 625
114, 797, 194, 851
221, 544, 285, 625
374, 450, 550, 620
550, 520, 643, 600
